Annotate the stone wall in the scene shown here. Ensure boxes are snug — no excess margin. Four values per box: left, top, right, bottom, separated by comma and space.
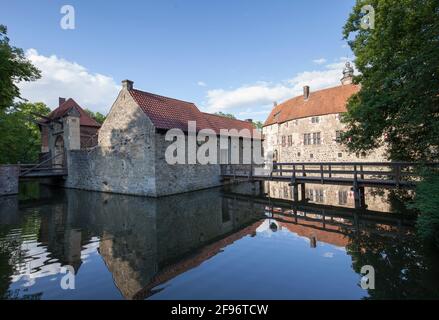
154, 133, 222, 196
0, 165, 19, 196
263, 113, 387, 162
64, 89, 158, 196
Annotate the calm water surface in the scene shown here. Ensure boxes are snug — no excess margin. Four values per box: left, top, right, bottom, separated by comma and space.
0, 182, 438, 300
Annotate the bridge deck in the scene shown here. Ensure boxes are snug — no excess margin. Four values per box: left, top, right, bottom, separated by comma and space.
19, 170, 68, 179
221, 173, 414, 188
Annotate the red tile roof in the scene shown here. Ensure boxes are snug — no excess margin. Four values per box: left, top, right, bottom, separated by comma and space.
129, 89, 256, 136
45, 98, 101, 127
264, 84, 360, 126
203, 112, 254, 133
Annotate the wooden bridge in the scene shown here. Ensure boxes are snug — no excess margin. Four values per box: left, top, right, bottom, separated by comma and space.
18, 152, 67, 180
221, 162, 438, 208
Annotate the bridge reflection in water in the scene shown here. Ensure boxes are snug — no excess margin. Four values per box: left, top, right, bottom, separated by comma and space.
0, 182, 438, 300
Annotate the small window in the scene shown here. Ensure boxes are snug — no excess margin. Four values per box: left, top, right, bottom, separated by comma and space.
282, 136, 286, 147
313, 132, 321, 145
356, 152, 360, 158
338, 191, 348, 205
336, 130, 342, 143
288, 135, 293, 146
283, 186, 289, 198
297, 152, 301, 157
315, 189, 324, 203
304, 133, 312, 145
310, 153, 314, 159
338, 153, 343, 158
311, 116, 320, 123
361, 152, 367, 158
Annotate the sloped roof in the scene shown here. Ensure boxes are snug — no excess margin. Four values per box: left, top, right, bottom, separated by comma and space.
129, 89, 255, 136
203, 112, 254, 133
264, 84, 360, 126
45, 98, 101, 127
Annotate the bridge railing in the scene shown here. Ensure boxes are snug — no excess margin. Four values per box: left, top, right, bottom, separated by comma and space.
222, 161, 439, 187
271, 162, 438, 186
19, 152, 67, 177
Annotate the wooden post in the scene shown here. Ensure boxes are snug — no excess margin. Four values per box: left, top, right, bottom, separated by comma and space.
300, 183, 306, 202
353, 164, 358, 185
354, 186, 366, 209
320, 164, 324, 183
395, 164, 401, 188
293, 183, 299, 201
328, 164, 332, 178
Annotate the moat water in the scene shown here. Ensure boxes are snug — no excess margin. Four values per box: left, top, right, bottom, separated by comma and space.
0, 182, 438, 300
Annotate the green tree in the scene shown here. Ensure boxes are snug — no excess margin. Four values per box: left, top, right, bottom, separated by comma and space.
214, 111, 236, 119
252, 120, 263, 130
341, 0, 439, 161
342, 0, 439, 247
0, 25, 41, 111
84, 108, 106, 124
410, 168, 439, 247
0, 102, 50, 164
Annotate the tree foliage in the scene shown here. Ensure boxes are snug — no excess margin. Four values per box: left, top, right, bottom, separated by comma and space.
214, 111, 263, 129
84, 108, 106, 124
214, 111, 236, 119
0, 25, 41, 111
341, 0, 439, 161
0, 102, 50, 164
252, 120, 264, 130
410, 168, 439, 247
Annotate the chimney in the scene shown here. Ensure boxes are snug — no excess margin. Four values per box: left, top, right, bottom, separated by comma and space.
245, 119, 253, 123
122, 79, 134, 91
303, 86, 310, 100
59, 97, 66, 107
273, 101, 278, 107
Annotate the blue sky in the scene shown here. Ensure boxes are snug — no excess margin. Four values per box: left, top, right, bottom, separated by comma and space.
1, 0, 356, 120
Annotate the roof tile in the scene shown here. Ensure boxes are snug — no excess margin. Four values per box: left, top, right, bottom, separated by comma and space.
129, 89, 255, 136
45, 98, 101, 127
264, 84, 360, 126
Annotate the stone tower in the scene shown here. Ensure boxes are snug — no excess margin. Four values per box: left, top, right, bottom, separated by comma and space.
341, 62, 354, 85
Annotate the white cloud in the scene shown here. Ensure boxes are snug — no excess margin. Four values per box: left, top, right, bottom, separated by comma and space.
197, 81, 207, 87
206, 82, 296, 113
323, 252, 335, 258
312, 58, 327, 65
18, 49, 120, 114
204, 58, 354, 114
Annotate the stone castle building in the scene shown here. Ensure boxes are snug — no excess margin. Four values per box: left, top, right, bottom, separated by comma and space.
262, 62, 386, 163
45, 80, 258, 197
262, 63, 390, 212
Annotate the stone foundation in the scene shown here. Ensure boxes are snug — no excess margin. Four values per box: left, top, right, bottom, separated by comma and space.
0, 165, 19, 196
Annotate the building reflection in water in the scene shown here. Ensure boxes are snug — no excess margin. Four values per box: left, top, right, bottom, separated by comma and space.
265, 181, 394, 212
0, 182, 438, 300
